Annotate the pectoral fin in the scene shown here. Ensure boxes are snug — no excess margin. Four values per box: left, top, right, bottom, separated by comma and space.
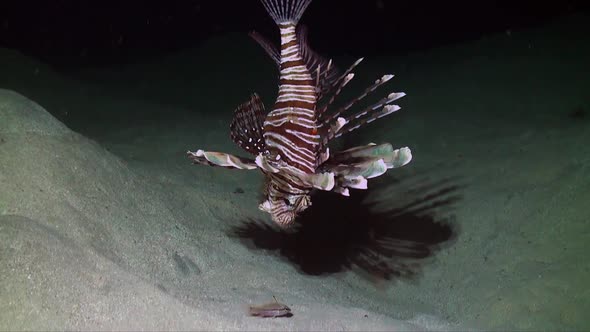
187, 150, 258, 170
320, 143, 412, 195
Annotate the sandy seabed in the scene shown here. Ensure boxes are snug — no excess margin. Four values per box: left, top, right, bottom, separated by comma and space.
0, 14, 589, 331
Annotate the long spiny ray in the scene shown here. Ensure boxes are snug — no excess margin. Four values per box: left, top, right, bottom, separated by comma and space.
345, 91, 405, 123
321, 74, 394, 127
249, 31, 281, 67
317, 57, 364, 117
320, 89, 405, 148
315, 63, 321, 92
316, 59, 336, 100
314, 61, 335, 97
332, 104, 401, 139
298, 25, 338, 99
324, 59, 333, 83
327, 91, 404, 141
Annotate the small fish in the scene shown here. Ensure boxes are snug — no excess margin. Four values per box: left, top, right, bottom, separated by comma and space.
249, 296, 292, 318
187, 0, 412, 228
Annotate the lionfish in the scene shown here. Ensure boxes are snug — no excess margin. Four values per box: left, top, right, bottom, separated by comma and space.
187, 0, 412, 227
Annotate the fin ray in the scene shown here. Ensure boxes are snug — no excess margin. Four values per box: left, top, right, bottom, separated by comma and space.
230, 93, 267, 155
249, 30, 281, 67
318, 57, 364, 119
260, 0, 313, 24
319, 144, 413, 195
297, 25, 340, 99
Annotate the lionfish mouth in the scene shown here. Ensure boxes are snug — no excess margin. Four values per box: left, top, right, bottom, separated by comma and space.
259, 199, 298, 228
273, 212, 297, 228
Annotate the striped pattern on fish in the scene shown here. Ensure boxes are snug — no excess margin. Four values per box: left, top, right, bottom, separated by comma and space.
264, 19, 320, 175
187, 0, 412, 227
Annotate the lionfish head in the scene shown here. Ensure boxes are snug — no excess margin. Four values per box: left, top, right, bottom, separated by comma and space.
259, 189, 311, 228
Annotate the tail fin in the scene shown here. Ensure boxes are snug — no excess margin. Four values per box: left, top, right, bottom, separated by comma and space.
260, 0, 313, 24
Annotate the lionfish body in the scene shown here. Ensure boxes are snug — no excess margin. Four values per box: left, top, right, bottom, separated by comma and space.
188, 0, 412, 227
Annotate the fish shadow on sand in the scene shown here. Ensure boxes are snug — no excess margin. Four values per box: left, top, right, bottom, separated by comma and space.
229, 171, 463, 283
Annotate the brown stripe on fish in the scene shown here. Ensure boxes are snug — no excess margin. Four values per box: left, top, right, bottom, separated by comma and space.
279, 78, 316, 85
273, 100, 315, 110
281, 60, 307, 68
281, 40, 298, 48
265, 107, 315, 120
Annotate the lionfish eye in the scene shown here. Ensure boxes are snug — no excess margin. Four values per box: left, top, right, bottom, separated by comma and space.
283, 198, 291, 206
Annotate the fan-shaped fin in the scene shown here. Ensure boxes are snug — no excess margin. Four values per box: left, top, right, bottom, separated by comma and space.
230, 93, 267, 155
